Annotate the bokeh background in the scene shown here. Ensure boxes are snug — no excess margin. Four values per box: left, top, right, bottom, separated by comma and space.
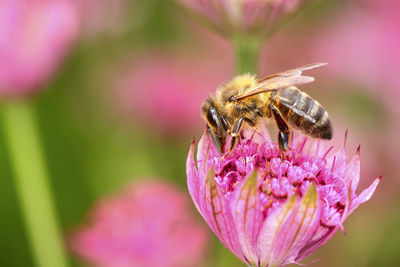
1, 0, 399, 266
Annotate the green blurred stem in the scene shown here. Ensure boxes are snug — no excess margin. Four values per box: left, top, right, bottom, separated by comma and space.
233, 34, 262, 74
2, 100, 68, 267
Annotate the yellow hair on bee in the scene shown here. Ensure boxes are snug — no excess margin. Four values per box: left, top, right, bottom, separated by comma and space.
222, 73, 257, 94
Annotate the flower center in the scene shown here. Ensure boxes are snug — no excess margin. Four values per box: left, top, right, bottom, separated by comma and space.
208, 137, 347, 227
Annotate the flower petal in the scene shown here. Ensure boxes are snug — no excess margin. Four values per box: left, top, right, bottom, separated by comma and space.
230, 171, 262, 264
186, 140, 201, 213
268, 183, 320, 265
347, 176, 381, 217
256, 183, 319, 266
197, 131, 219, 169
196, 131, 209, 173
344, 147, 360, 193
257, 193, 297, 267
202, 167, 244, 262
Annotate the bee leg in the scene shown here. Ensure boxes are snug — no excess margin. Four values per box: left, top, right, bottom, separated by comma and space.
222, 118, 244, 158
270, 105, 290, 160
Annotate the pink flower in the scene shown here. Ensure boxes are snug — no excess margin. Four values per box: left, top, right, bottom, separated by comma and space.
74, 0, 148, 38
311, 0, 400, 114
0, 0, 79, 97
70, 179, 209, 267
186, 128, 380, 266
114, 50, 231, 136
177, 0, 305, 35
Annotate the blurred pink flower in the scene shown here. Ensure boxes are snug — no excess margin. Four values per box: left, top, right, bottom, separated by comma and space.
70, 179, 209, 267
0, 0, 79, 97
177, 0, 305, 35
74, 0, 148, 38
311, 0, 400, 113
187, 128, 380, 266
114, 50, 232, 135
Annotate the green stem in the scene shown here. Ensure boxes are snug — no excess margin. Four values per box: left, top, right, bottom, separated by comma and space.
233, 34, 262, 75
2, 100, 68, 267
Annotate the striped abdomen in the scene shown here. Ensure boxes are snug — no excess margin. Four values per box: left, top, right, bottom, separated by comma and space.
271, 87, 332, 139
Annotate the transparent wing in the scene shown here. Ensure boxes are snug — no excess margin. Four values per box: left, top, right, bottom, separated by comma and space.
257, 62, 327, 82
234, 63, 327, 101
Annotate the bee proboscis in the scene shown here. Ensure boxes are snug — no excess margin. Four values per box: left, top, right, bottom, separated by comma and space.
201, 63, 332, 157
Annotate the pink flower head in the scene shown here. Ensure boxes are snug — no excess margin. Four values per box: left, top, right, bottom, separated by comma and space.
0, 0, 79, 97
75, 0, 147, 38
114, 50, 231, 136
177, 0, 305, 35
75, 0, 125, 36
311, 0, 400, 114
186, 128, 380, 266
70, 179, 209, 267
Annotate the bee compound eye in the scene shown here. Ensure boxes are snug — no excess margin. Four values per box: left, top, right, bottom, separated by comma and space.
207, 106, 219, 128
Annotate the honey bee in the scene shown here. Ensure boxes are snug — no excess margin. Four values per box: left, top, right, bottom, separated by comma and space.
201, 63, 332, 157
